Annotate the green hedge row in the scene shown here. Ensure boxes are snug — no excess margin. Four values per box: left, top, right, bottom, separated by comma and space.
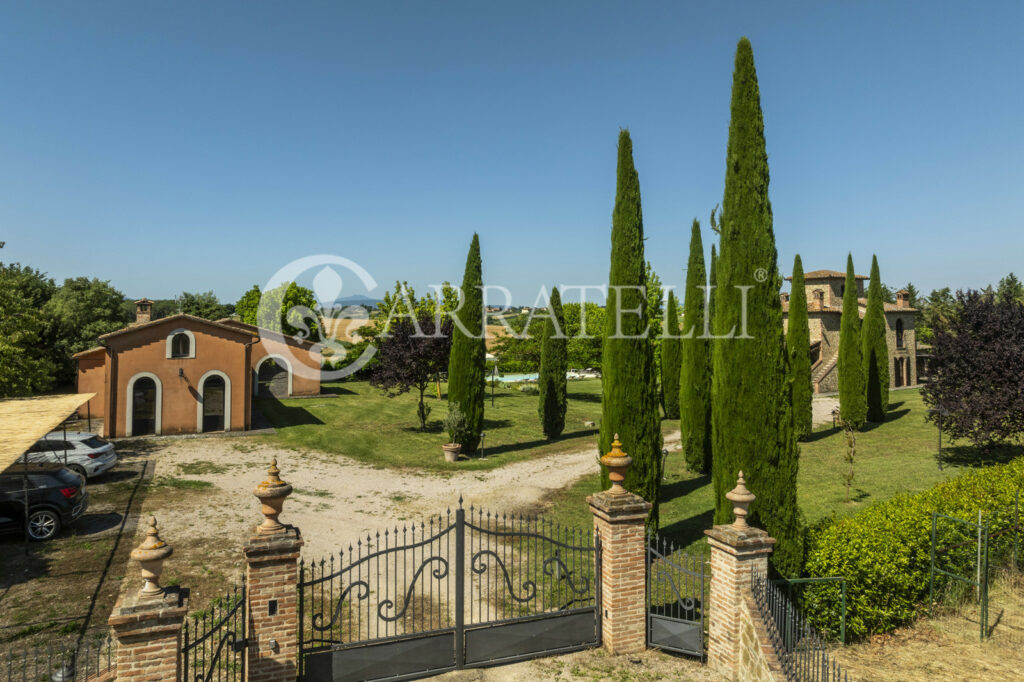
803, 457, 1024, 639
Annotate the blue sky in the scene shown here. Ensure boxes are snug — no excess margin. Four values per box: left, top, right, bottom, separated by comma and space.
1, 2, 1021, 305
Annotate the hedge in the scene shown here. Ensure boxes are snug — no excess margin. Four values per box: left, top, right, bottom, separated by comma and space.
803, 456, 1024, 639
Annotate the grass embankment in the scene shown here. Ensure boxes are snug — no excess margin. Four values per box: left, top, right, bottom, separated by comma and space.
259, 379, 676, 472
537, 389, 1017, 554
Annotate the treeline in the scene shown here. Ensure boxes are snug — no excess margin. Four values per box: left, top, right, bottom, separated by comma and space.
0, 246, 235, 396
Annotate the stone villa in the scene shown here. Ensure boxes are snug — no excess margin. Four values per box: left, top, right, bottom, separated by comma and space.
782, 269, 916, 394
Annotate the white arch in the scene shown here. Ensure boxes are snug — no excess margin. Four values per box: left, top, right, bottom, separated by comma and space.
196, 369, 232, 433
125, 372, 162, 437
166, 328, 196, 359
254, 354, 293, 397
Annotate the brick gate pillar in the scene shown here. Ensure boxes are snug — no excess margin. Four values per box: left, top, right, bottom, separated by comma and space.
705, 472, 775, 680
587, 436, 651, 655
245, 458, 303, 682
108, 517, 189, 681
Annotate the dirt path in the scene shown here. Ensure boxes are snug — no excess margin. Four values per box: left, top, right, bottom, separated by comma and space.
138, 431, 680, 565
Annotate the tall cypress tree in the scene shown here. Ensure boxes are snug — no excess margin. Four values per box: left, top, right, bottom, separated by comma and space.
447, 233, 486, 453
862, 254, 890, 421
680, 219, 712, 473
708, 243, 718, 333
599, 130, 663, 528
661, 290, 682, 420
538, 286, 568, 438
711, 38, 802, 575
838, 254, 867, 428
788, 255, 813, 440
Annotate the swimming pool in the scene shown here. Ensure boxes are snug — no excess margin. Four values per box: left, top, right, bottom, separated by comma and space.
498, 373, 539, 382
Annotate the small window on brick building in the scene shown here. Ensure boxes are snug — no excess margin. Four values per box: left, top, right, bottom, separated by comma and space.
895, 319, 904, 349
813, 289, 824, 306
171, 332, 191, 358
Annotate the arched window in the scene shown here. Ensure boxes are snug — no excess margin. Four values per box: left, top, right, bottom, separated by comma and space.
171, 333, 191, 358
813, 289, 825, 307
895, 318, 904, 349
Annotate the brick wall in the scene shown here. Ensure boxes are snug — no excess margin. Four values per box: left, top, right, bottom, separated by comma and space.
245, 528, 303, 682
738, 590, 786, 682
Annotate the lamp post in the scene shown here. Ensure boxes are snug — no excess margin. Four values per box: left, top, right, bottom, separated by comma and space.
928, 405, 949, 470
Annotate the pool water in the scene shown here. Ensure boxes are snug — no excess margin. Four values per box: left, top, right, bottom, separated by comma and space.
498, 373, 539, 382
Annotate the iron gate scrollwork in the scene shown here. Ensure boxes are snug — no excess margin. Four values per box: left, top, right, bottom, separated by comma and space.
182, 580, 248, 682
647, 533, 706, 659
298, 499, 600, 681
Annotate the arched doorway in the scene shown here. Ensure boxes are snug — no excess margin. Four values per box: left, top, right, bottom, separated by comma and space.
202, 375, 226, 432
256, 356, 292, 398
131, 377, 158, 435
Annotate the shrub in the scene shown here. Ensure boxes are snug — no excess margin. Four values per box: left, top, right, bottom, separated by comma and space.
803, 457, 1024, 639
442, 402, 467, 445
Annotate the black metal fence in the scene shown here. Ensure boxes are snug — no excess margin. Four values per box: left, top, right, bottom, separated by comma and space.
751, 570, 847, 682
181, 580, 247, 682
646, 534, 706, 658
1, 633, 114, 682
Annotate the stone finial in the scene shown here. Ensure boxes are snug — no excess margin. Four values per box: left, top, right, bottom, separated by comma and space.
725, 471, 756, 528
130, 516, 173, 598
254, 458, 293, 535
600, 434, 633, 496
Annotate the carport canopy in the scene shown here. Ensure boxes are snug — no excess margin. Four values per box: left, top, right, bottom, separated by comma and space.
0, 393, 94, 473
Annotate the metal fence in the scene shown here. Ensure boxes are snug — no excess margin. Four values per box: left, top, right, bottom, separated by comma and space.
751, 570, 847, 682
1, 634, 114, 682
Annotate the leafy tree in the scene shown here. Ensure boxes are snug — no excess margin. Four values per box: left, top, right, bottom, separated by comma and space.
563, 302, 604, 369
236, 285, 262, 325
862, 255, 890, 421
838, 254, 867, 428
922, 291, 1024, 449
447, 234, 486, 453
660, 291, 682, 421
369, 315, 453, 431
680, 220, 711, 472
904, 282, 920, 309
916, 287, 956, 344
176, 290, 233, 320
253, 282, 322, 339
711, 38, 802, 575
645, 262, 665, 411
996, 273, 1024, 305
538, 287, 568, 438
788, 255, 813, 440
599, 130, 663, 528
0, 257, 56, 396
44, 277, 129, 384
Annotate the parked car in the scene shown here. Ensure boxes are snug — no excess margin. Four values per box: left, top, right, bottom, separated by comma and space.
0, 465, 89, 541
19, 432, 117, 481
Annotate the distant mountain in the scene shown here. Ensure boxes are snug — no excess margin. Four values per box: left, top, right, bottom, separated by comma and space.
330, 295, 381, 308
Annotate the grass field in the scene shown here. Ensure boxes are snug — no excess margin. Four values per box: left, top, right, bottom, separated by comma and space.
259, 378, 675, 472
534, 388, 1021, 556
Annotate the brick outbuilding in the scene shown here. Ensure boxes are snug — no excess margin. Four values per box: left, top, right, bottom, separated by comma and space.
75, 299, 321, 437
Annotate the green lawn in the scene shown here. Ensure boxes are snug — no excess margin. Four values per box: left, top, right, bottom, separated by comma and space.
258, 379, 675, 472
536, 388, 1020, 556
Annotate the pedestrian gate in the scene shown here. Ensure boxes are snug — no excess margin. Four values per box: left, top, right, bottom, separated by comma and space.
298, 501, 600, 681
646, 534, 706, 659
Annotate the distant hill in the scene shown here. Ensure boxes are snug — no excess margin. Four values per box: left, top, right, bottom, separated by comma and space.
330, 295, 381, 308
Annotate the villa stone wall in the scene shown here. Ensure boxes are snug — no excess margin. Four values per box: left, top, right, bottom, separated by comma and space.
738, 591, 786, 682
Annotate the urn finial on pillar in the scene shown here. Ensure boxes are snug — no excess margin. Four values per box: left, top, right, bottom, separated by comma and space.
725, 471, 756, 528
254, 457, 293, 535
130, 516, 173, 598
600, 433, 633, 495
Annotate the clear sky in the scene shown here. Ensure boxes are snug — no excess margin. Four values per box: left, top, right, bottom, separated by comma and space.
1, 1, 1021, 306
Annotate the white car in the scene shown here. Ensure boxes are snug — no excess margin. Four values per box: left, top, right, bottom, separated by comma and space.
20, 432, 118, 481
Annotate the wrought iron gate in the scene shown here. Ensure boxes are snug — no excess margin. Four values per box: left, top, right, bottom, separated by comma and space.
646, 534, 705, 659
181, 580, 248, 682
298, 500, 600, 681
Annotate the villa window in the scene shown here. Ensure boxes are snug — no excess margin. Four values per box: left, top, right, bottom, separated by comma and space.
171, 332, 191, 358
896, 319, 904, 349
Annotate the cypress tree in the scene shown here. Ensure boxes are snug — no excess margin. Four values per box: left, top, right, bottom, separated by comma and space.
711, 38, 802, 575
538, 286, 568, 438
862, 254, 890, 421
838, 254, 867, 428
599, 130, 663, 528
708, 243, 718, 333
680, 219, 712, 473
661, 291, 682, 420
788, 255, 813, 440
447, 233, 486, 453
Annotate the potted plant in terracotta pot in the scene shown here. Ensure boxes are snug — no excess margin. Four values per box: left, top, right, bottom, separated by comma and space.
442, 402, 467, 462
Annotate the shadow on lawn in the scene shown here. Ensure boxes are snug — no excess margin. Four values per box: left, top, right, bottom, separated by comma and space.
567, 391, 602, 404
476, 429, 598, 457
861, 408, 911, 431
660, 474, 710, 501
941, 443, 1024, 467
321, 384, 357, 396
659, 509, 715, 551
255, 398, 324, 426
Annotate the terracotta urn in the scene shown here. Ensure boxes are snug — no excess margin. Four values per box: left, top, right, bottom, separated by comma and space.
726, 471, 756, 528
253, 458, 293, 535
130, 516, 173, 598
442, 443, 462, 463
600, 434, 633, 495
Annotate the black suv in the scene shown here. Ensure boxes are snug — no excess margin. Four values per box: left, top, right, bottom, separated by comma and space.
0, 465, 89, 541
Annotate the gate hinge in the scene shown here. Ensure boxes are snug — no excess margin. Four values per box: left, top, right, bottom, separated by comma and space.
231, 637, 253, 653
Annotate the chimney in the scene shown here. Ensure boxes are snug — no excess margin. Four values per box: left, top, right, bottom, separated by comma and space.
780, 292, 790, 304
134, 298, 153, 325
896, 290, 909, 309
